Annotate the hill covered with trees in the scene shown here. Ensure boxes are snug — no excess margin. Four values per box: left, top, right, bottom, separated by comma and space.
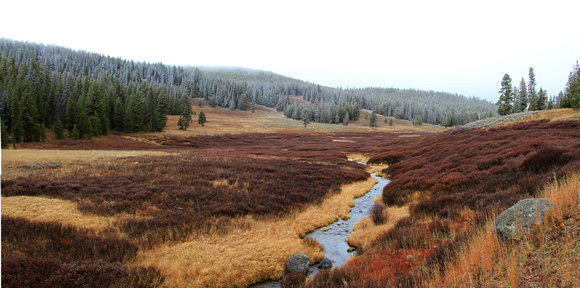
0, 38, 497, 145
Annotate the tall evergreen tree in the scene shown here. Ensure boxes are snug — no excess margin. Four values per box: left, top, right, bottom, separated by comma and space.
528, 67, 537, 110
177, 93, 193, 130
496, 73, 514, 115
537, 88, 547, 110
1, 120, 8, 149
124, 84, 143, 132
565, 61, 580, 110
369, 111, 378, 129
518, 78, 528, 112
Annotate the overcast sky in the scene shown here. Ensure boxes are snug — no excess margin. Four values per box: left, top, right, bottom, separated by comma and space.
1, 0, 578, 102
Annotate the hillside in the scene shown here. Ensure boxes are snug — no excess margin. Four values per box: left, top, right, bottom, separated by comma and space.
0, 37, 496, 143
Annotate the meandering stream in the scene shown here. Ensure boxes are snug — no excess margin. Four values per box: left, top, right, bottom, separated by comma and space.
253, 160, 390, 287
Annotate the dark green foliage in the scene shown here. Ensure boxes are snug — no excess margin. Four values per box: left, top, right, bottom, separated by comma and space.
1, 120, 8, 148
389, 117, 394, 126
0, 38, 497, 130
517, 78, 528, 112
565, 61, 580, 110
537, 87, 547, 110
70, 125, 80, 140
238, 93, 248, 111
369, 111, 377, 129
496, 73, 514, 115
301, 113, 310, 127
53, 120, 65, 139
198, 110, 206, 126
178, 93, 193, 130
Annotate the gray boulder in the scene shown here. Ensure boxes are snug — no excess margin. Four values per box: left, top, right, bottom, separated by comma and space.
495, 198, 555, 242
286, 253, 310, 274
317, 258, 332, 269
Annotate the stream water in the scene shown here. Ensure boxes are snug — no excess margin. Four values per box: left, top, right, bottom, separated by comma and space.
252, 160, 390, 287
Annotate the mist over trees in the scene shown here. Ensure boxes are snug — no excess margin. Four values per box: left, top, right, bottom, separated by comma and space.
0, 38, 499, 145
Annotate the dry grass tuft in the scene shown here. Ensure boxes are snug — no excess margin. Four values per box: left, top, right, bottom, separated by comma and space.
348, 205, 410, 251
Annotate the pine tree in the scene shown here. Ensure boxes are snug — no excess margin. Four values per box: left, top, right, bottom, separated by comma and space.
70, 124, 80, 140
537, 88, 547, 110
238, 93, 248, 111
528, 91, 539, 111
178, 93, 193, 130
112, 97, 125, 130
496, 73, 514, 115
369, 111, 378, 129
565, 61, 580, 110
124, 86, 143, 132
301, 113, 310, 127
198, 110, 207, 126
251, 101, 255, 113
53, 120, 65, 139
518, 78, 528, 112
389, 118, 394, 126
528, 67, 538, 110
1, 120, 8, 149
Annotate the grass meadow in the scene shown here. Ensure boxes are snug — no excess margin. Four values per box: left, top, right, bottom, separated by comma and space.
2, 106, 578, 287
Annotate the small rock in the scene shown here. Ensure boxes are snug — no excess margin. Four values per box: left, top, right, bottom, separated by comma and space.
317, 258, 332, 269
320, 227, 330, 232
406, 255, 414, 261
287, 253, 310, 274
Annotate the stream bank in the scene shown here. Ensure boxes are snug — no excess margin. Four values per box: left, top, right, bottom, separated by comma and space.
252, 160, 390, 287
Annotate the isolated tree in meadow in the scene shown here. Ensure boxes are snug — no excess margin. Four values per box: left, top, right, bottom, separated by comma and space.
389, 117, 394, 126
496, 73, 514, 115
198, 110, 207, 126
301, 113, 310, 127
369, 111, 378, 129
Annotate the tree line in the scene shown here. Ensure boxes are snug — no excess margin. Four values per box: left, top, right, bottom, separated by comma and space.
0, 54, 198, 147
496, 65, 580, 115
0, 38, 500, 146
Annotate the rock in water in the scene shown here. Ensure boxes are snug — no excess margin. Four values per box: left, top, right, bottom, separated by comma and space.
287, 253, 310, 274
317, 258, 332, 269
495, 198, 555, 242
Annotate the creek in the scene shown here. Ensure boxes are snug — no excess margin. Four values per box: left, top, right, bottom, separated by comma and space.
252, 160, 390, 287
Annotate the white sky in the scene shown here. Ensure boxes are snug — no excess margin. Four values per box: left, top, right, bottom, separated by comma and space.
1, 0, 579, 102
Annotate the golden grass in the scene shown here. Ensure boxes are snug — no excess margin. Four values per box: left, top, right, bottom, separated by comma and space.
348, 205, 410, 251
140, 101, 445, 139
136, 177, 378, 288
1, 196, 114, 232
424, 171, 580, 288
1, 149, 173, 180
536, 108, 580, 122
1, 149, 171, 166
